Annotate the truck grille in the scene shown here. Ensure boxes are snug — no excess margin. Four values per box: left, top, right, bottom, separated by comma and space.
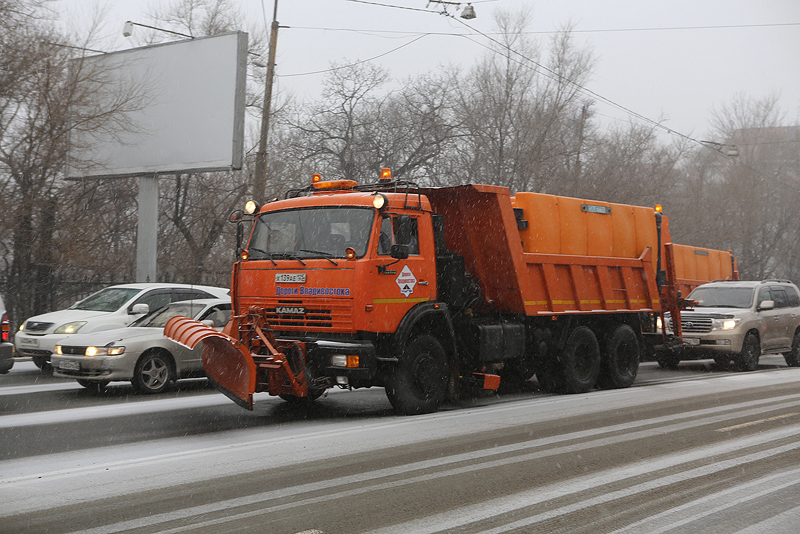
256, 299, 354, 332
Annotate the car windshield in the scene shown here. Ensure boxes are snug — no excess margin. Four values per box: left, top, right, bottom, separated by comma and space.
69, 288, 141, 312
688, 286, 754, 308
133, 303, 207, 328
248, 207, 374, 260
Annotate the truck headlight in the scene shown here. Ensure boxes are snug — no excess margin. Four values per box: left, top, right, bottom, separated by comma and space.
54, 321, 87, 334
331, 354, 359, 368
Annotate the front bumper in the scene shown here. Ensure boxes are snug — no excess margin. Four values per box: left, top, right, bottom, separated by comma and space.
305, 339, 377, 388
51, 353, 139, 381
679, 331, 746, 355
14, 332, 67, 360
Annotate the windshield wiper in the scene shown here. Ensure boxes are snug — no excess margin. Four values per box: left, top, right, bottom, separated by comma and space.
248, 247, 277, 265
299, 249, 338, 265
271, 253, 306, 266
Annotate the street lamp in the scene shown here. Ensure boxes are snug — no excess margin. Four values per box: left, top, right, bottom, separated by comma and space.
253, 0, 279, 203
701, 140, 739, 157
122, 21, 193, 39
427, 1, 477, 19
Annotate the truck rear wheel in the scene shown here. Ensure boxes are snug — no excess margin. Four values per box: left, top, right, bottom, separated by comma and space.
386, 334, 449, 415
559, 326, 601, 394
597, 324, 640, 389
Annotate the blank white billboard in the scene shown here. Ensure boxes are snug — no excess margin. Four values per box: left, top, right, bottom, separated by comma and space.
66, 31, 247, 179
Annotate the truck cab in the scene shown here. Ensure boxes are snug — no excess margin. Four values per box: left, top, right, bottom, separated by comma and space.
234, 177, 447, 401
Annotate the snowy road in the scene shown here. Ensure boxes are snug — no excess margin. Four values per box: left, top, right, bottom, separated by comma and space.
2, 358, 800, 533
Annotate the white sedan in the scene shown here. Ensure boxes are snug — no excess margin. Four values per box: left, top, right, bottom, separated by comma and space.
51, 299, 231, 393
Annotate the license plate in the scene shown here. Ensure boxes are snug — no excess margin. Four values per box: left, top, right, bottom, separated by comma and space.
19, 337, 38, 347
58, 360, 80, 371
683, 337, 700, 346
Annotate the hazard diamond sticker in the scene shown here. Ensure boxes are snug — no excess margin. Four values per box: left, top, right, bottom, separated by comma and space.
396, 265, 417, 297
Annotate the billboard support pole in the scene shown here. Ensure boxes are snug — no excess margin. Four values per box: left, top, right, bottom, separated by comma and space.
136, 175, 159, 283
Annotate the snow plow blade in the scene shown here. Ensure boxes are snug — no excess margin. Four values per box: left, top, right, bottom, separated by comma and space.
164, 316, 256, 410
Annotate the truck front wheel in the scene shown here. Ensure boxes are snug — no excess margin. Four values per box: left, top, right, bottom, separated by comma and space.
386, 334, 449, 415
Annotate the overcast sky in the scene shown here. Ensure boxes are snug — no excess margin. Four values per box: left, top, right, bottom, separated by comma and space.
61, 0, 800, 144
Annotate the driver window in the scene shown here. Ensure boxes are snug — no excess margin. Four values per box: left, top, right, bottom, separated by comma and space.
377, 216, 419, 256
757, 288, 772, 306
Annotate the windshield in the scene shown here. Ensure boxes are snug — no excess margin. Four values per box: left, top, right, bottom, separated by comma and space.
687, 286, 754, 308
248, 207, 374, 260
70, 288, 141, 312
133, 302, 206, 328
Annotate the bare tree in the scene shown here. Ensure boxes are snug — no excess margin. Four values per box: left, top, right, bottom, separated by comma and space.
160, 171, 248, 285
450, 11, 594, 193
670, 94, 800, 280
0, 2, 130, 321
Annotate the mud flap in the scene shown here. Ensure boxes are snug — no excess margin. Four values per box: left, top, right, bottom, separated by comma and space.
164, 316, 256, 411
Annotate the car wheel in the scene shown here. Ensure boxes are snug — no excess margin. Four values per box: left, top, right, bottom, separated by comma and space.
132, 351, 174, 394
656, 350, 681, 370
77, 379, 109, 394
714, 356, 733, 367
33, 356, 52, 374
784, 330, 800, 367
279, 389, 324, 404
736, 332, 760, 372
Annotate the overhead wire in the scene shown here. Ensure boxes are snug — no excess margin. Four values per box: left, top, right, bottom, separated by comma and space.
271, 2, 798, 163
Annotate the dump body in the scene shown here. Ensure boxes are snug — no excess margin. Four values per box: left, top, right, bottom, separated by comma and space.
166, 177, 737, 414
423, 184, 735, 317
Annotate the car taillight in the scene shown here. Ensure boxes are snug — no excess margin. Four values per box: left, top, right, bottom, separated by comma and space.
1, 313, 8, 342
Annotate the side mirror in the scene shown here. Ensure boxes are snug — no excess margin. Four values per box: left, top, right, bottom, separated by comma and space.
759, 300, 775, 311
391, 244, 410, 260
130, 303, 149, 315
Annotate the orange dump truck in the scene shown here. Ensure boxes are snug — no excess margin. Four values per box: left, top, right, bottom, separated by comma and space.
165, 173, 737, 414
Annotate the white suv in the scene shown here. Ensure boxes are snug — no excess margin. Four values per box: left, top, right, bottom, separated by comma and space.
15, 283, 229, 370
660, 280, 800, 371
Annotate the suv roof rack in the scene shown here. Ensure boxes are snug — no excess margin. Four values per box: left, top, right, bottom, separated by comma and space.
761, 279, 793, 284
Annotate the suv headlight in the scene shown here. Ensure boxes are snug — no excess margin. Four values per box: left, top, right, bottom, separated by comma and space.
54, 321, 87, 334
712, 317, 741, 331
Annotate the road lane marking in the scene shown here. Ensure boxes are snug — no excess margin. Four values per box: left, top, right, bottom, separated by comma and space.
6, 393, 800, 488
716, 412, 799, 432
69, 425, 800, 534
48, 414, 800, 534
0, 382, 84, 395
611, 468, 800, 533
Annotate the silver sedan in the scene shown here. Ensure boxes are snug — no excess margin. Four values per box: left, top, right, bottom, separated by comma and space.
51, 299, 231, 393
